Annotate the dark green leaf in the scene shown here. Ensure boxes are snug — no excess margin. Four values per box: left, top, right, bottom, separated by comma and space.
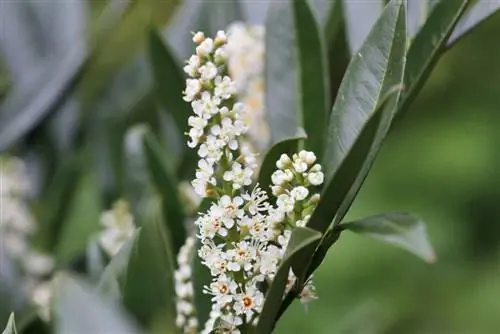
191, 240, 212, 331
122, 197, 176, 328
447, 0, 500, 47
315, 0, 407, 233
257, 129, 307, 194
309, 0, 342, 43
54, 273, 141, 334
340, 212, 436, 263
294, 0, 330, 157
97, 235, 137, 302
395, 0, 469, 122
142, 130, 187, 256
342, 0, 383, 55
256, 227, 322, 334
2, 313, 17, 334
265, 1, 301, 145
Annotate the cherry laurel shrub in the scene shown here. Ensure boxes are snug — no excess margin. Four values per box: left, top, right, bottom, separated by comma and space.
2, 0, 497, 333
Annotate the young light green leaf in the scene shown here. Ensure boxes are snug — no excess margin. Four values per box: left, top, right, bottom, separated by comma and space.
122, 196, 176, 328
148, 29, 198, 181
54, 273, 141, 334
265, 1, 301, 145
97, 234, 137, 302
256, 227, 322, 334
294, 0, 330, 157
142, 130, 187, 256
258, 129, 307, 193
447, 0, 500, 47
395, 0, 469, 122
340, 212, 436, 263
314, 0, 407, 234
2, 313, 17, 334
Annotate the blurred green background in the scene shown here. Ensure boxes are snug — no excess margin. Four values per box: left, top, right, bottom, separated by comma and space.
1, 1, 500, 333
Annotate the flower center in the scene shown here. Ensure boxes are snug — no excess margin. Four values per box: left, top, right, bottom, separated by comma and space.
243, 296, 253, 308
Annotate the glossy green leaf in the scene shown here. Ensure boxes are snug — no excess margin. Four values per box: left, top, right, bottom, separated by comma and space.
396, 0, 469, 121
265, 1, 301, 145
256, 227, 322, 334
122, 197, 176, 328
148, 29, 197, 181
314, 0, 407, 233
54, 273, 141, 334
447, 0, 500, 47
97, 235, 137, 302
142, 131, 187, 256
2, 313, 17, 334
257, 129, 307, 193
294, 0, 329, 157
340, 212, 436, 263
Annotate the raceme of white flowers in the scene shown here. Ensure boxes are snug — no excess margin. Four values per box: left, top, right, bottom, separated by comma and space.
0, 156, 55, 320
98, 199, 136, 257
181, 30, 325, 333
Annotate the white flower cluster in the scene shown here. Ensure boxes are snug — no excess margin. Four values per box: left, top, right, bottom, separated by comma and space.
175, 236, 198, 333
0, 156, 55, 320
98, 199, 135, 257
183, 31, 324, 333
226, 22, 268, 151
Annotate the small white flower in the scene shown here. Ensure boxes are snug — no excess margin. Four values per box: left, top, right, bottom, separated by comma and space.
293, 160, 308, 173
199, 62, 218, 81
276, 194, 295, 213
193, 31, 205, 44
215, 30, 228, 44
307, 171, 324, 186
196, 37, 214, 56
183, 55, 201, 76
233, 285, 264, 321
290, 186, 309, 201
183, 79, 201, 102
214, 76, 236, 100
298, 150, 317, 165
276, 154, 292, 169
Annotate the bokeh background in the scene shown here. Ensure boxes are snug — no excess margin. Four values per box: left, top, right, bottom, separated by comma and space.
1, 1, 499, 333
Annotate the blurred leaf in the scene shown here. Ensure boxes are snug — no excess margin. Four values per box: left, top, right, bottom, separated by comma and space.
265, 1, 301, 145
342, 0, 383, 55
86, 237, 106, 283
142, 131, 187, 256
199, 0, 244, 34
294, 0, 330, 157
256, 227, 322, 334
54, 273, 141, 334
123, 197, 176, 328
97, 235, 137, 303
396, 0, 469, 121
2, 313, 17, 334
258, 129, 307, 193
312, 0, 407, 233
340, 212, 436, 263
191, 239, 212, 331
447, 0, 500, 47
0, 253, 23, 327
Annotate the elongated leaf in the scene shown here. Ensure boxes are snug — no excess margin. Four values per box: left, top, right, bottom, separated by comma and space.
142, 131, 187, 256
265, 1, 301, 145
2, 313, 17, 334
294, 0, 329, 157
97, 235, 137, 302
342, 0, 383, 55
86, 237, 106, 282
316, 0, 407, 233
447, 0, 500, 47
123, 197, 176, 328
395, 0, 469, 121
340, 212, 436, 263
191, 239, 212, 331
54, 273, 141, 334
258, 129, 307, 193
256, 227, 322, 334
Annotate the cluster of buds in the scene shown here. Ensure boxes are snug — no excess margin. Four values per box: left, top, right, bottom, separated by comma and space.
0, 156, 55, 320
182, 31, 324, 333
175, 237, 198, 333
98, 199, 136, 257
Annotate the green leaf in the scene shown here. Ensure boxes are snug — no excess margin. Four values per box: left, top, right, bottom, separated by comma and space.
340, 212, 436, 263
313, 0, 407, 233
447, 0, 500, 47
2, 313, 17, 334
265, 1, 301, 145
342, 0, 383, 55
142, 130, 187, 256
97, 235, 137, 302
294, 0, 330, 157
148, 29, 197, 180
308, 0, 342, 43
191, 240, 212, 331
257, 129, 307, 193
54, 273, 141, 334
395, 0, 469, 121
256, 227, 322, 334
86, 237, 106, 282
122, 197, 176, 328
